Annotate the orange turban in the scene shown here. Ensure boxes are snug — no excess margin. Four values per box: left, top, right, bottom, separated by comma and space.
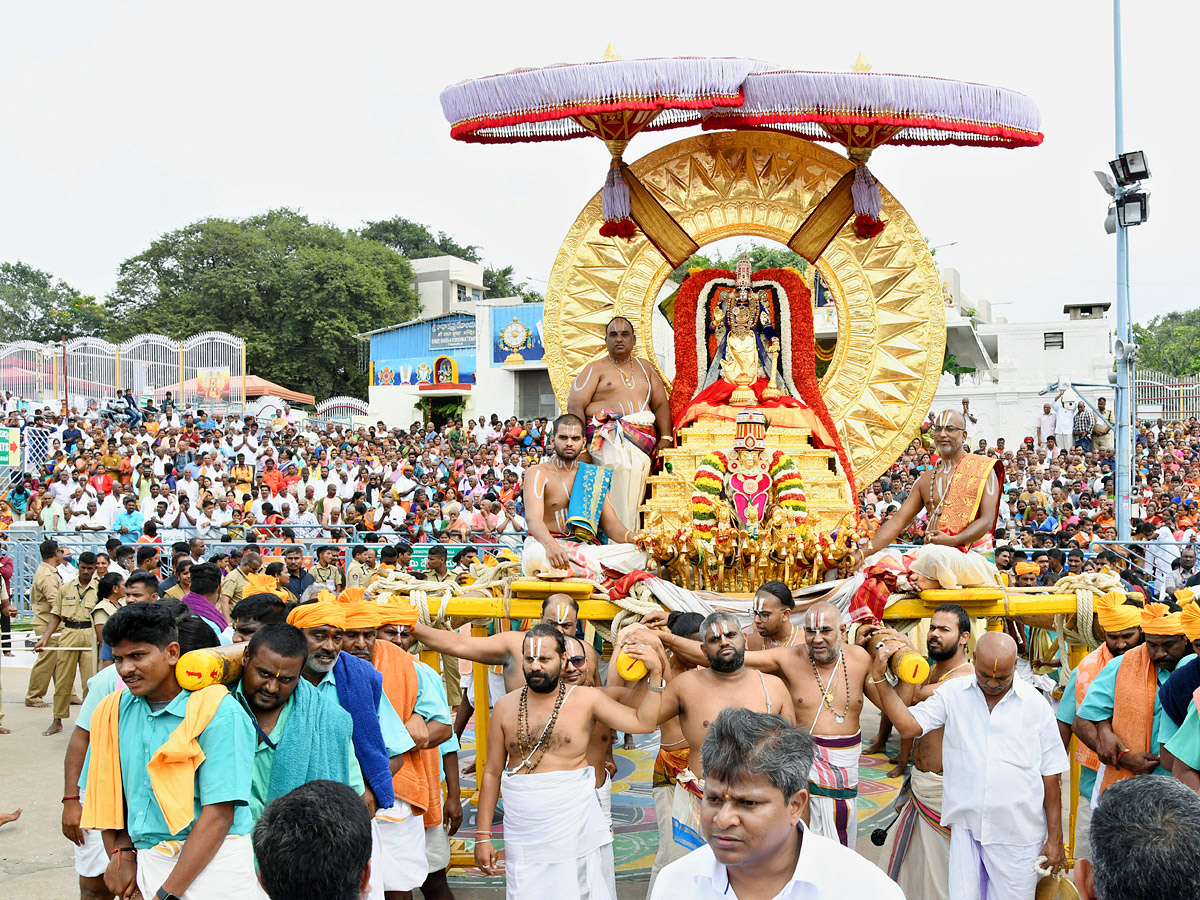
1141, 602, 1185, 636
1014, 562, 1040, 577
287, 599, 346, 630
377, 601, 419, 627
338, 587, 366, 604
1179, 597, 1200, 641
1095, 592, 1141, 632
342, 601, 384, 630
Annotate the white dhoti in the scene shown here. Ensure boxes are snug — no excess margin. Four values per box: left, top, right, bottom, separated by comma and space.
499, 765, 614, 900
136, 833, 256, 900
75, 827, 108, 878
521, 536, 647, 581
465, 667, 506, 709
425, 823, 452, 872
948, 826, 1041, 900
880, 769, 951, 900
596, 772, 617, 900
1073, 793, 1093, 861
589, 409, 656, 533
808, 733, 861, 849
368, 800, 428, 896
669, 767, 705, 852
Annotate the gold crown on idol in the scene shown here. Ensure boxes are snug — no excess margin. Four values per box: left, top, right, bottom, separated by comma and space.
734, 409, 768, 450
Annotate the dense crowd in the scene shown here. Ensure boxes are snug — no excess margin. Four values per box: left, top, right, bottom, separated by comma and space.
1, 391, 550, 547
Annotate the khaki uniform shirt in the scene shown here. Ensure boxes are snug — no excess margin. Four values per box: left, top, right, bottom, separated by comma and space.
345, 561, 375, 590
30, 562, 63, 627
312, 563, 342, 592
53, 578, 99, 624
221, 567, 251, 606
91, 598, 124, 630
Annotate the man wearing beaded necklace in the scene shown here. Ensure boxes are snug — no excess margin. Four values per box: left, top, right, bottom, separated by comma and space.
474, 624, 664, 900
567, 317, 673, 533
651, 600, 880, 850
872, 604, 973, 900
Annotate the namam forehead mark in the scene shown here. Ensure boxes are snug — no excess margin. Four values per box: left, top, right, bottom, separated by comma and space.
708, 621, 736, 641
554, 602, 571, 624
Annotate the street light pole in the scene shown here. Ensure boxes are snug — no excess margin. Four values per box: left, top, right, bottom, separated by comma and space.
1113, 0, 1133, 541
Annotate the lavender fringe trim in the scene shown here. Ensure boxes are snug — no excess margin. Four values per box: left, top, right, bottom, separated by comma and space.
851, 166, 882, 219
601, 165, 631, 221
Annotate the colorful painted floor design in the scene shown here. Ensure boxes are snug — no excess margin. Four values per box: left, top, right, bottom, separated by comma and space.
448, 729, 903, 887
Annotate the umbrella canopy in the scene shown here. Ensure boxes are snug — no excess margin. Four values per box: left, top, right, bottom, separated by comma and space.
440, 56, 770, 265
155, 375, 315, 407
702, 68, 1043, 259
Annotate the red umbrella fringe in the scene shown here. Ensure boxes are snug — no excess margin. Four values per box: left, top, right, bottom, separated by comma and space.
599, 217, 637, 239
853, 214, 886, 239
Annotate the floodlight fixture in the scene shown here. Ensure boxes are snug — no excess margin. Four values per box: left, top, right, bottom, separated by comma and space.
1115, 192, 1149, 227
1109, 151, 1150, 187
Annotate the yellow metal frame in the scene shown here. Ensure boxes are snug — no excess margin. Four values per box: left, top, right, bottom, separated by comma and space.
433, 588, 1088, 870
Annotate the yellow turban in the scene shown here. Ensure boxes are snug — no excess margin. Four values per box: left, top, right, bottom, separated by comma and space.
286, 599, 346, 630
1014, 561, 1040, 577
341, 601, 384, 630
1180, 597, 1200, 641
338, 587, 366, 605
1095, 592, 1142, 632
377, 601, 419, 627
1176, 588, 1195, 605
1141, 602, 1185, 636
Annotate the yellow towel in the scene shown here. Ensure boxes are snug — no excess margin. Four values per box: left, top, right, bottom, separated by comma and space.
82, 685, 229, 835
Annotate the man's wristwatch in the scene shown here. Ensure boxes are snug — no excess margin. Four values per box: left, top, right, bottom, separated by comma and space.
156, 889, 182, 900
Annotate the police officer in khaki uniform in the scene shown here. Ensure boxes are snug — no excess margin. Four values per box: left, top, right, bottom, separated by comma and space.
24, 539, 63, 710
345, 544, 376, 590
312, 545, 344, 593
34, 551, 98, 735
219, 550, 260, 618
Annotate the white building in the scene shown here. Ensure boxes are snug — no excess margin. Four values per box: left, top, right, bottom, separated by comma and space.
930, 268, 1115, 447
410, 256, 486, 317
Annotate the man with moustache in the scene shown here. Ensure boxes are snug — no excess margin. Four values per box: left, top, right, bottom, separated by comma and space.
1055, 592, 1145, 860
232, 623, 360, 821
871, 632, 1068, 900
875, 604, 974, 900
640, 612, 794, 852
474, 625, 665, 900
652, 600, 878, 849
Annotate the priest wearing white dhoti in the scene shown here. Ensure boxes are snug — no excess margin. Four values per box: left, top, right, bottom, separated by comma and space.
474, 624, 666, 900
870, 631, 1069, 900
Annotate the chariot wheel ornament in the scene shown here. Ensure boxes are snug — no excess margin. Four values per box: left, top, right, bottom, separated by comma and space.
544, 129, 946, 487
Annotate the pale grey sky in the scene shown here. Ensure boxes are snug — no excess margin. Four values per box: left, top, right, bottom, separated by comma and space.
1, 0, 1192, 324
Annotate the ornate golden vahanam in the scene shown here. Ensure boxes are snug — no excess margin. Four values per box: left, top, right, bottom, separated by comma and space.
544, 130, 946, 488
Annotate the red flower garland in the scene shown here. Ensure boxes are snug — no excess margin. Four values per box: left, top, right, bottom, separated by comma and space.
853, 215, 886, 239
600, 217, 637, 240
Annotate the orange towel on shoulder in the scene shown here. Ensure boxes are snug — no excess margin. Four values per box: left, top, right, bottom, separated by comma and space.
81, 685, 229, 835
373, 641, 441, 824
1074, 644, 1114, 772
1100, 643, 1156, 795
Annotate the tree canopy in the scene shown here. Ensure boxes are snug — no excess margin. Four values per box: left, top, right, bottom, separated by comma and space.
359, 216, 480, 262
0, 262, 109, 343
1132, 311, 1200, 377
108, 209, 418, 398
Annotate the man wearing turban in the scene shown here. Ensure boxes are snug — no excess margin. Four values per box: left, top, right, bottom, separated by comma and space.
1013, 561, 1040, 588
1055, 592, 1144, 860
1076, 601, 1191, 809
1157, 591, 1200, 785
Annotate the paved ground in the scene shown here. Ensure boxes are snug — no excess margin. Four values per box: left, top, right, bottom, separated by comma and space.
0, 650, 891, 899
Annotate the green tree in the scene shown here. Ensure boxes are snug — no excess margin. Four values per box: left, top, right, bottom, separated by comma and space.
668, 243, 808, 283
484, 264, 543, 303
0, 262, 110, 342
359, 216, 480, 261
108, 209, 418, 399
1133, 311, 1200, 377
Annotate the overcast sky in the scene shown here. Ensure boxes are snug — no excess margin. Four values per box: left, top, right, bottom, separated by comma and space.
1, 0, 1192, 324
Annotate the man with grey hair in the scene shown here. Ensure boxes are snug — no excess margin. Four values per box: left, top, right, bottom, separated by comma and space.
1075, 774, 1200, 900
651, 709, 902, 899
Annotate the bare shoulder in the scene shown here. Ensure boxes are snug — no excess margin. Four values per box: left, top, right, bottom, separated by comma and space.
492, 689, 521, 718
571, 360, 604, 389
843, 643, 871, 667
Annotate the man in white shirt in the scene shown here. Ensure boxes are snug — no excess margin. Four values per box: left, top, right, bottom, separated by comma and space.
652, 708, 902, 900
870, 631, 1068, 900
1050, 389, 1074, 453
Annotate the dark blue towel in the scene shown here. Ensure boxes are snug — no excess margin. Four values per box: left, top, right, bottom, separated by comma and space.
1159, 657, 1200, 728
333, 652, 395, 808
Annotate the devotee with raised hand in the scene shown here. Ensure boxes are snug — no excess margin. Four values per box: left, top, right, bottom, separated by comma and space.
1054, 591, 1144, 861
875, 604, 974, 900
567, 315, 673, 533
254, 780, 373, 900
520, 413, 647, 579
651, 600, 877, 849
80, 602, 257, 900
474, 624, 664, 900
652, 709, 903, 900
285, 597, 415, 896
231, 623, 360, 822
1074, 601, 1192, 790
1075, 775, 1200, 900
870, 631, 1068, 900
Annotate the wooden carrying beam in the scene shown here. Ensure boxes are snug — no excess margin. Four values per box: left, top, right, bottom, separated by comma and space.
787, 169, 856, 264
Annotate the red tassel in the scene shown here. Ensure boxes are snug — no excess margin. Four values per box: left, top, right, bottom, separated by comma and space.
600, 217, 637, 240
853, 214, 886, 239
